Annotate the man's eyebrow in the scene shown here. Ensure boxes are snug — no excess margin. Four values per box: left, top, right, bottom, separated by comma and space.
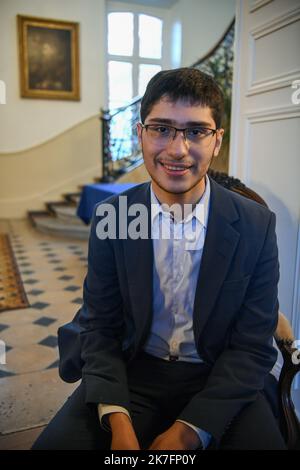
146, 117, 214, 127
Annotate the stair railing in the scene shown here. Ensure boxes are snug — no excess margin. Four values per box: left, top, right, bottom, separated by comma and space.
100, 96, 142, 181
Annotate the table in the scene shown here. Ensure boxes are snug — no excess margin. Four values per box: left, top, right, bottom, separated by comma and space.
76, 182, 137, 224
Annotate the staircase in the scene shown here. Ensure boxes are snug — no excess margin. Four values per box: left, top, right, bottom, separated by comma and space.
28, 189, 90, 240
28, 158, 144, 239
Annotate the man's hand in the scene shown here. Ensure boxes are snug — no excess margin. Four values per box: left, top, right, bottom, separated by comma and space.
109, 412, 140, 450
148, 421, 201, 450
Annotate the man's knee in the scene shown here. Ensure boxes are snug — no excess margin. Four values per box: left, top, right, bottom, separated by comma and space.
31, 383, 109, 450
219, 394, 286, 450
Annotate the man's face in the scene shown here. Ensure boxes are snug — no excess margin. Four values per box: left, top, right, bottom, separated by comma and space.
137, 98, 224, 200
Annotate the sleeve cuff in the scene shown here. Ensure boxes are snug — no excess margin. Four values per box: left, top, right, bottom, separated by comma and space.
176, 419, 212, 449
98, 404, 131, 431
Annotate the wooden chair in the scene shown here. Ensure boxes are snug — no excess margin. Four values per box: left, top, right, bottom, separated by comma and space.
208, 169, 300, 450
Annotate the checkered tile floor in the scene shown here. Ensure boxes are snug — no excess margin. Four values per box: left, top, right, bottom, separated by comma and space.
0, 219, 87, 435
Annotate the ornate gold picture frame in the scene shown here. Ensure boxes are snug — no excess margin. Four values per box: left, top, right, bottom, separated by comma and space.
17, 15, 80, 100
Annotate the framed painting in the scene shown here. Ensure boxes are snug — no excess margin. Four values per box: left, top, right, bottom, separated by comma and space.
17, 15, 80, 100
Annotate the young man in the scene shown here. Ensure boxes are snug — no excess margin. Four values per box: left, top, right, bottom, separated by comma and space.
33, 68, 285, 450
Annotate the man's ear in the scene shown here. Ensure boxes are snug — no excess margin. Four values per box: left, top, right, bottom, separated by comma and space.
137, 123, 143, 145
213, 128, 224, 157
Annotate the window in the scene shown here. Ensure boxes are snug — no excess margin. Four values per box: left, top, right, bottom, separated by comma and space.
107, 11, 163, 110
138, 14, 162, 60
108, 12, 133, 57
138, 63, 161, 96
108, 61, 133, 110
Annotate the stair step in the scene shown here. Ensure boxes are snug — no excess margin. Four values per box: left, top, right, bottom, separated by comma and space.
30, 214, 90, 240
28, 210, 50, 227
63, 192, 82, 205
47, 204, 84, 225
45, 201, 74, 213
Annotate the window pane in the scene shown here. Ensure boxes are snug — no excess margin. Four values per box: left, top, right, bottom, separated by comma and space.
108, 12, 133, 56
108, 61, 132, 110
139, 15, 162, 59
138, 64, 162, 96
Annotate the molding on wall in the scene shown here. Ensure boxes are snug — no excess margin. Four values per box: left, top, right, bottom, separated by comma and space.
250, 6, 300, 39
249, 0, 273, 13
0, 113, 100, 156
246, 69, 300, 96
241, 105, 300, 183
246, 104, 300, 122
247, 6, 300, 94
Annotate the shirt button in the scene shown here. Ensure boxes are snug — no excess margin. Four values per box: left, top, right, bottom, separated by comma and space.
171, 341, 178, 349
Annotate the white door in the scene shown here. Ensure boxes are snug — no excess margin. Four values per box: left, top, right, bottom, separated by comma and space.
230, 0, 300, 344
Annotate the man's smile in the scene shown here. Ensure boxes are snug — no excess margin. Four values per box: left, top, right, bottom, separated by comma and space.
158, 160, 193, 176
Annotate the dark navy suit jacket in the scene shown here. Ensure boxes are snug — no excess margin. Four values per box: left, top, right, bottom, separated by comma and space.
78, 177, 279, 441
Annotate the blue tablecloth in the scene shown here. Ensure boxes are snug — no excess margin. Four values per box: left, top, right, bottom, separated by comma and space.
77, 182, 137, 224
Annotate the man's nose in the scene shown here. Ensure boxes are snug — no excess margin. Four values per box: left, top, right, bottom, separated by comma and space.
166, 131, 189, 158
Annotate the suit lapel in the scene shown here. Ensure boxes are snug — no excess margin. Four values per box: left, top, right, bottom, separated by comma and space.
193, 178, 241, 340
122, 183, 153, 348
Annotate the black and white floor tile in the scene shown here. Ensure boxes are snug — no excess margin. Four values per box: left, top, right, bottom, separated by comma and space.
0, 219, 86, 434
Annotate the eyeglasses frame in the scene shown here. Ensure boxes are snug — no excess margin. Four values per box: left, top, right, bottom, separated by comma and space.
140, 123, 219, 144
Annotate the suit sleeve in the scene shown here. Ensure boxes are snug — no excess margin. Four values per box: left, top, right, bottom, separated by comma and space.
79, 204, 130, 408
178, 211, 279, 441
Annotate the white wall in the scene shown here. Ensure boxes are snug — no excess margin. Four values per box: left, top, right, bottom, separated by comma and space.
0, 0, 106, 153
230, 0, 300, 338
168, 0, 236, 67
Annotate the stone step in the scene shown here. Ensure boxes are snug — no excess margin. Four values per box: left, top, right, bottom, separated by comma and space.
47, 203, 83, 225
63, 192, 82, 205
29, 213, 90, 240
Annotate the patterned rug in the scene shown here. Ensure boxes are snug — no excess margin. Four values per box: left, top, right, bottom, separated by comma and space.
0, 234, 29, 312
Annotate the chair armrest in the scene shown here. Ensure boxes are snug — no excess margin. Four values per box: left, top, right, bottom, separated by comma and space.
276, 339, 300, 450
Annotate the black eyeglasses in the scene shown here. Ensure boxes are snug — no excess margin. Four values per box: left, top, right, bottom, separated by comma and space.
141, 123, 218, 145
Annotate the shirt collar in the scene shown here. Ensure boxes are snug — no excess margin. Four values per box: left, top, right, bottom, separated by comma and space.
150, 175, 211, 227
